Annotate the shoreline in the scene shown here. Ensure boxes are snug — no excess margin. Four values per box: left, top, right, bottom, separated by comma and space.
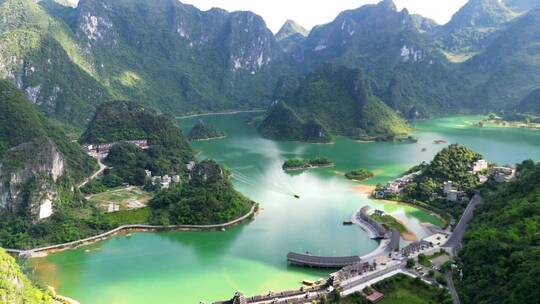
189, 135, 227, 142
5, 204, 258, 258
176, 109, 264, 119
283, 164, 336, 172
351, 184, 444, 239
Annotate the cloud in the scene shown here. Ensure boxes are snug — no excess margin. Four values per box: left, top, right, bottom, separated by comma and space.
181, 0, 468, 33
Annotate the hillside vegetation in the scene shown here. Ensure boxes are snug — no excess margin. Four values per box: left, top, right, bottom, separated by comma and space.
459, 160, 540, 303
81, 101, 194, 187
0, 249, 53, 303
188, 120, 225, 141
149, 160, 254, 225
258, 65, 410, 143
0, 79, 97, 181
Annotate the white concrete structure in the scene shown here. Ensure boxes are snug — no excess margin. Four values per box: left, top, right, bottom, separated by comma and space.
471, 159, 488, 173
423, 233, 449, 247
443, 181, 453, 194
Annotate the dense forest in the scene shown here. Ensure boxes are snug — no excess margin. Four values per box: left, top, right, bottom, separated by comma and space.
188, 120, 226, 141
81, 101, 194, 188
402, 144, 484, 218
0, 80, 97, 182
258, 65, 411, 143
150, 160, 254, 225
458, 160, 540, 304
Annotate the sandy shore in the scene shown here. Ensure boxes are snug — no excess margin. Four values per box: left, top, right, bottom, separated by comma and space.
351, 185, 376, 195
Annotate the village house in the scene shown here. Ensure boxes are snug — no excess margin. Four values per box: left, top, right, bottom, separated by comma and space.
376, 171, 422, 197
443, 181, 453, 194
471, 159, 488, 173
492, 166, 516, 183
84, 139, 150, 158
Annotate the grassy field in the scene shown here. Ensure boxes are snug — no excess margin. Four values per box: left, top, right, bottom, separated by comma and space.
104, 208, 152, 225
371, 214, 407, 233
333, 274, 451, 304
88, 187, 152, 211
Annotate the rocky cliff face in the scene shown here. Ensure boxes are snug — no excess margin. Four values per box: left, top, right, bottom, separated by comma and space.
0, 138, 65, 222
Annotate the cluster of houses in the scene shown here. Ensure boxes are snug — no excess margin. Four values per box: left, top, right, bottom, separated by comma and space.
84, 140, 150, 159
442, 159, 516, 202
374, 158, 517, 202
374, 171, 422, 199
145, 161, 197, 189
145, 170, 180, 189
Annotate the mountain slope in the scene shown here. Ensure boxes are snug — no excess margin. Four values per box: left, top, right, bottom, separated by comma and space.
460, 161, 540, 304
0, 0, 110, 125
258, 65, 410, 142
0, 0, 289, 125
0, 79, 96, 222
463, 8, 540, 109
70, 0, 286, 115
289, 0, 464, 116
81, 100, 194, 185
276, 20, 309, 53
436, 0, 516, 55
516, 88, 540, 114
0, 248, 53, 303
504, 0, 539, 13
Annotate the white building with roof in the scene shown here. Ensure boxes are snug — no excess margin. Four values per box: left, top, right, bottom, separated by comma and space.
472, 159, 488, 173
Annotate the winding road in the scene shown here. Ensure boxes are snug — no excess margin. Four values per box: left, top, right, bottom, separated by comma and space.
78, 158, 107, 189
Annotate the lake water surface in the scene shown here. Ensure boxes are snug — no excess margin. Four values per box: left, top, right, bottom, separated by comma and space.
31, 114, 540, 303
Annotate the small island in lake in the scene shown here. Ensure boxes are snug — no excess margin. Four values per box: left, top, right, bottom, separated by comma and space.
188, 120, 226, 141
282, 157, 335, 171
345, 168, 374, 181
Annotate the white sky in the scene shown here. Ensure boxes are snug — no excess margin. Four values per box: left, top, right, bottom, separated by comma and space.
181, 0, 469, 33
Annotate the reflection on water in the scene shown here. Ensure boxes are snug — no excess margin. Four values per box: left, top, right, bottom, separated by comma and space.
31, 114, 540, 303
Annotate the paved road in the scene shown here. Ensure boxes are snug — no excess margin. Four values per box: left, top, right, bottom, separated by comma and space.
446, 272, 461, 304
78, 158, 107, 188
444, 193, 482, 254
340, 262, 404, 292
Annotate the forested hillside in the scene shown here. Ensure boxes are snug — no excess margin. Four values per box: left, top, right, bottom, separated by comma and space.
0, 249, 53, 303
149, 160, 254, 225
459, 160, 540, 303
81, 101, 194, 187
258, 65, 410, 142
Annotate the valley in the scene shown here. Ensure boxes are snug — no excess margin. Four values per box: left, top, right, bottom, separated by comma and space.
27, 113, 540, 303
0, 0, 539, 303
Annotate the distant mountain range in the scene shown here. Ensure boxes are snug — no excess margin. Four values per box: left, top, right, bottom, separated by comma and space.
0, 0, 539, 129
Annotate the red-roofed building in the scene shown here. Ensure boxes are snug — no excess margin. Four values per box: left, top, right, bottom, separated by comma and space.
366, 290, 385, 303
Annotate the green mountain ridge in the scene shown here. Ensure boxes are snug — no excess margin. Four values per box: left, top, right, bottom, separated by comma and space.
0, 0, 290, 126
258, 65, 410, 143
463, 8, 540, 109
436, 0, 516, 54
81, 100, 194, 186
